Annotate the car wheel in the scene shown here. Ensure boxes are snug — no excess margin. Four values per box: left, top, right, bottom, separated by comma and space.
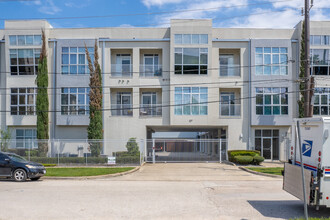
30, 177, 40, 181
13, 169, 27, 182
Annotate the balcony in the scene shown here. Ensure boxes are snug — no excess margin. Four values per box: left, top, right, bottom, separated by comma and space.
110, 64, 132, 78
139, 104, 162, 117
220, 104, 241, 117
219, 64, 240, 77
139, 65, 162, 77
111, 104, 133, 116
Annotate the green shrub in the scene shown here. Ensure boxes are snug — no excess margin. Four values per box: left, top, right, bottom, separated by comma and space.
234, 155, 254, 165
253, 155, 264, 165
228, 150, 260, 162
116, 155, 140, 164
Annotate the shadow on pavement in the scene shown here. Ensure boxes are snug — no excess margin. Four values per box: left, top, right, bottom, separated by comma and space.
248, 200, 330, 219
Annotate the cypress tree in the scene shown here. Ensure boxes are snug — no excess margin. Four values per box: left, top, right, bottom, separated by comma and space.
85, 40, 103, 157
36, 30, 49, 156
298, 21, 306, 118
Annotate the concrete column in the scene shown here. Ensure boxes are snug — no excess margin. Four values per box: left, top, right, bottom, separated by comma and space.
133, 87, 140, 118
132, 48, 140, 79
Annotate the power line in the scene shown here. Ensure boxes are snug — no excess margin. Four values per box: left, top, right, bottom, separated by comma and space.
0, 0, 296, 21
0, 87, 310, 114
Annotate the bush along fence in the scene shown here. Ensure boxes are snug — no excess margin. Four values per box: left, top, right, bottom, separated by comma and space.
227, 150, 265, 165
2, 139, 144, 166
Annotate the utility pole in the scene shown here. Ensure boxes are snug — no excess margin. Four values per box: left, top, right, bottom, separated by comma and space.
304, 0, 313, 117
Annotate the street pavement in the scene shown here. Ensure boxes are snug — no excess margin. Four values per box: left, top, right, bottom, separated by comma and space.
0, 163, 330, 220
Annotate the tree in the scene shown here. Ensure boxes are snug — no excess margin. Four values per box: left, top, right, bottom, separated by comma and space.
0, 129, 11, 152
298, 21, 306, 118
85, 40, 103, 157
36, 30, 49, 156
126, 138, 139, 155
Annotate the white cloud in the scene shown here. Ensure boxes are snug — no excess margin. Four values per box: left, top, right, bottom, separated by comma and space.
152, 0, 248, 26
229, 8, 301, 28
142, 0, 185, 7
38, 0, 61, 15
64, 0, 91, 9
119, 24, 135, 27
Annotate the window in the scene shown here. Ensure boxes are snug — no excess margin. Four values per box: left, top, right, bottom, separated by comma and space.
16, 129, 37, 149
219, 54, 239, 76
11, 88, 36, 115
61, 88, 90, 115
61, 47, 94, 75
174, 34, 208, 44
112, 54, 132, 77
113, 92, 132, 116
175, 48, 208, 75
10, 49, 40, 75
140, 92, 161, 116
9, 35, 41, 46
255, 47, 288, 75
220, 92, 240, 116
310, 35, 330, 45
174, 87, 208, 115
141, 54, 161, 77
256, 87, 288, 115
311, 49, 330, 75
313, 88, 330, 115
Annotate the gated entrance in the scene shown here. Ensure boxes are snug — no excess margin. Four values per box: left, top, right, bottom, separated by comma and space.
145, 139, 227, 163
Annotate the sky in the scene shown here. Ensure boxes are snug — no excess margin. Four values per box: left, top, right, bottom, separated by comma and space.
0, 0, 329, 29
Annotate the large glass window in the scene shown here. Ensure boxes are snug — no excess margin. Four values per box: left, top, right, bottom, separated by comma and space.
16, 129, 37, 149
174, 34, 208, 44
255, 47, 288, 75
310, 35, 330, 45
9, 35, 41, 46
175, 48, 208, 75
174, 87, 208, 115
313, 88, 330, 115
61, 88, 90, 115
10, 49, 40, 75
113, 92, 132, 116
10, 88, 36, 115
61, 47, 94, 75
219, 54, 240, 76
310, 49, 330, 75
256, 87, 288, 115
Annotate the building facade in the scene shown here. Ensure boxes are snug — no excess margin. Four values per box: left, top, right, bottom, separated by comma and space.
0, 19, 329, 161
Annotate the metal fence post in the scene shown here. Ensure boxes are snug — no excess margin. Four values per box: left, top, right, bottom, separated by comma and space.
152, 139, 155, 164
219, 139, 222, 163
57, 139, 60, 166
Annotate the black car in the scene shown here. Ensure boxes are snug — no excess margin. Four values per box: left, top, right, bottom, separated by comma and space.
0, 152, 46, 182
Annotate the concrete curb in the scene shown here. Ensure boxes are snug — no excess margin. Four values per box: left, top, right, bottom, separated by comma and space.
221, 160, 236, 166
43, 165, 141, 180
238, 166, 283, 178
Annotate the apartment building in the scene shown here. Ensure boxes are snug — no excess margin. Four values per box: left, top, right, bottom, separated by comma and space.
0, 19, 329, 161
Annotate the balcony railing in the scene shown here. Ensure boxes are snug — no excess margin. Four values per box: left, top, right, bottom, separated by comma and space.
111, 104, 133, 116
139, 104, 162, 117
220, 104, 241, 116
139, 65, 162, 77
111, 64, 132, 77
219, 64, 240, 77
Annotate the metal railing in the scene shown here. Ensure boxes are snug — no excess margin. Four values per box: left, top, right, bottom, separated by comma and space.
220, 104, 241, 116
139, 65, 162, 77
139, 104, 162, 117
1, 139, 145, 166
111, 64, 132, 77
111, 104, 133, 116
219, 64, 240, 77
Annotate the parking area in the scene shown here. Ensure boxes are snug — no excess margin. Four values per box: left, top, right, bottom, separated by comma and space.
0, 163, 329, 219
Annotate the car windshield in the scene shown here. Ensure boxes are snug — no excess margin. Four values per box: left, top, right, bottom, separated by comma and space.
8, 154, 28, 163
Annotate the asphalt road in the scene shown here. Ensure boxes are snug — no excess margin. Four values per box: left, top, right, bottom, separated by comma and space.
1, 163, 330, 220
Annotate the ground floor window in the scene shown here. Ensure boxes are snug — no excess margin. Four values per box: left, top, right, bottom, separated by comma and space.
255, 129, 279, 160
16, 129, 37, 148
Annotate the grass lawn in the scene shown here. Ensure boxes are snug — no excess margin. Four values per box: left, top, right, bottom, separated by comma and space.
45, 167, 135, 177
291, 218, 330, 220
246, 167, 283, 176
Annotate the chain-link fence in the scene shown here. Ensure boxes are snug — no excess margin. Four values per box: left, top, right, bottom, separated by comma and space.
0, 139, 145, 166
145, 139, 228, 163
